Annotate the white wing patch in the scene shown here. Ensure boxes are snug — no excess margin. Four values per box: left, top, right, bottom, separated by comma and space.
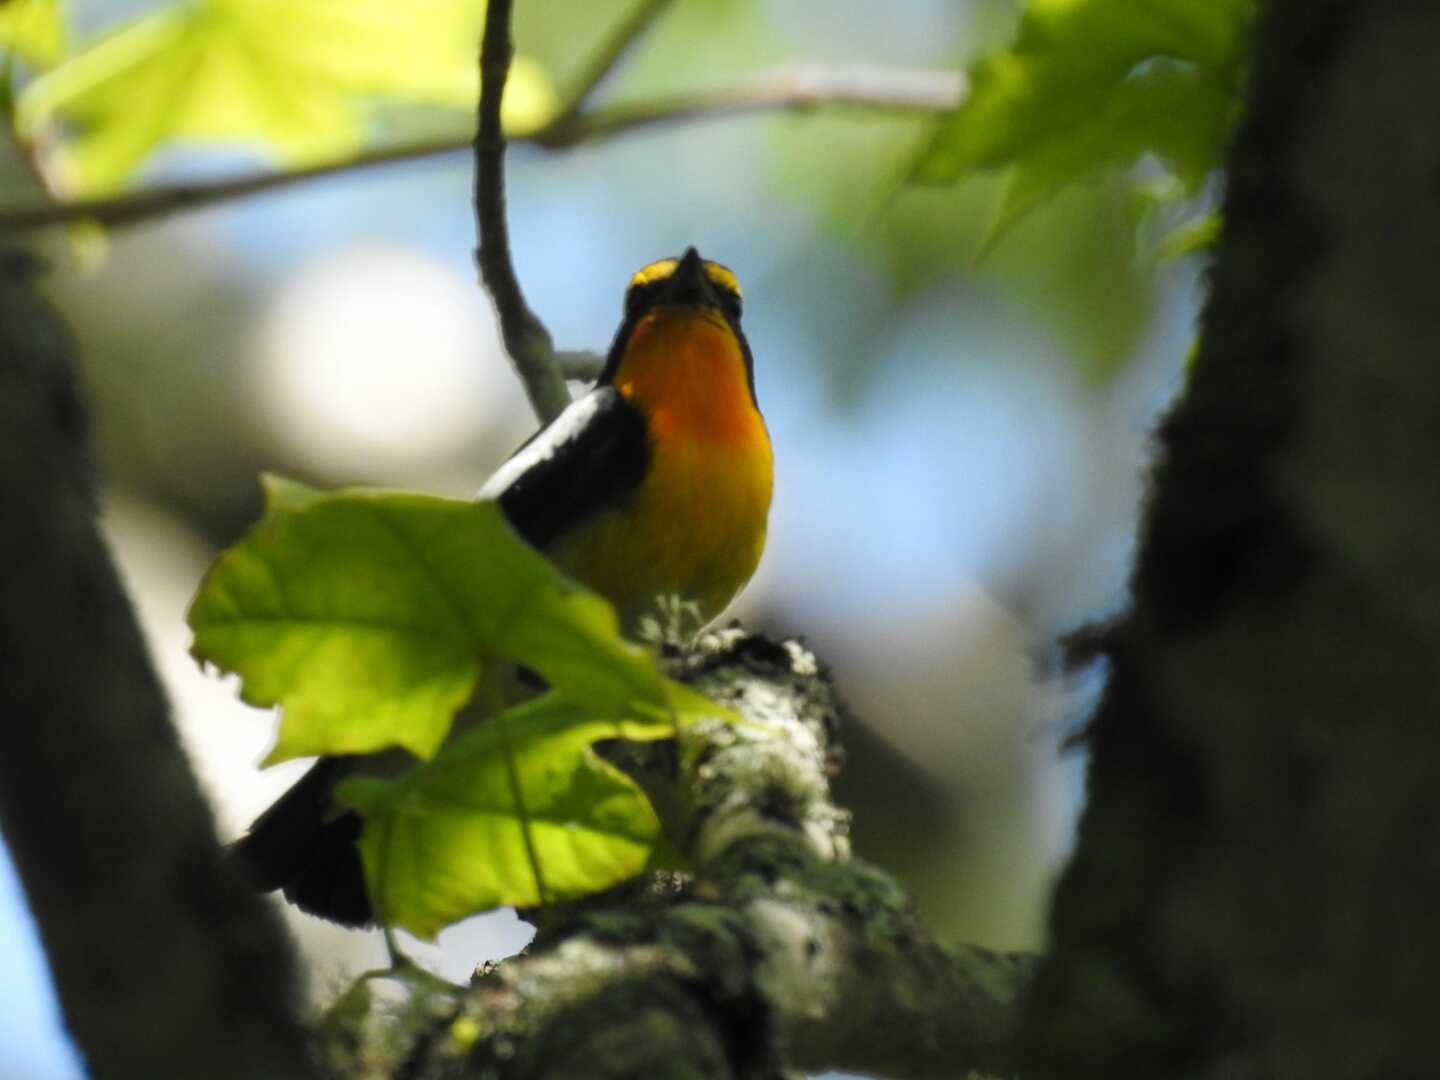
476, 390, 610, 500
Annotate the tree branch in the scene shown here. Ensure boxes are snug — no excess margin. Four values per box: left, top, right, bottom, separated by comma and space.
0, 65, 966, 234
0, 251, 316, 1080
473, 0, 570, 424
537, 63, 966, 148
554, 349, 604, 382
550, 0, 678, 126
0, 137, 466, 231
316, 631, 1038, 1079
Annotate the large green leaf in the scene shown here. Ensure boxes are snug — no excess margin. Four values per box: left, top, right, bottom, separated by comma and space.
0, 0, 64, 69
15, 0, 557, 194
188, 476, 672, 764
338, 693, 680, 938
914, 0, 1254, 237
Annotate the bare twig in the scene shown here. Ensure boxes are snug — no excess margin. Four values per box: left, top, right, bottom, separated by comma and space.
474, 0, 571, 423
555, 349, 604, 382
0, 136, 468, 230
540, 63, 966, 147
552, 0, 678, 124
0, 65, 966, 233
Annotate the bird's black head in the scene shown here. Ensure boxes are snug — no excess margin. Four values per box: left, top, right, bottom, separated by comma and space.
599, 247, 755, 402
622, 246, 743, 323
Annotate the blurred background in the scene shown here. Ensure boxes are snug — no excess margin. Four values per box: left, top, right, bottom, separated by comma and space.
0, 0, 1202, 1075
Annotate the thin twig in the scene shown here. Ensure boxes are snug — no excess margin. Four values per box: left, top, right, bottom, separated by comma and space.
553, 0, 677, 124
0, 136, 468, 230
555, 349, 604, 382
539, 63, 967, 147
474, 0, 571, 423
0, 65, 965, 233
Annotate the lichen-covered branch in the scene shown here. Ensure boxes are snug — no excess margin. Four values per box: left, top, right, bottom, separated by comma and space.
0, 252, 316, 1079
320, 632, 1037, 1079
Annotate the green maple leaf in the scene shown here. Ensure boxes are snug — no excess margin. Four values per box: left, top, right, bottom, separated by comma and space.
188, 476, 676, 764
338, 693, 682, 939
15, 0, 557, 195
192, 475, 738, 933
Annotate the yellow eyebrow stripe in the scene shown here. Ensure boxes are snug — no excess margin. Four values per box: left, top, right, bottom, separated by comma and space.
629, 258, 678, 289
702, 261, 741, 299
628, 257, 743, 301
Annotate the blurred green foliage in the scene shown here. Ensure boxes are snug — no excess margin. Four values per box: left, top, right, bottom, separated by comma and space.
912, 0, 1253, 252
758, 0, 1247, 387
0, 0, 64, 70
0, 0, 1240, 388
13, 0, 556, 194
768, 108, 1156, 386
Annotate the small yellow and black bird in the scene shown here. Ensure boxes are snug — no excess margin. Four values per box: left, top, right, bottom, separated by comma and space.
230, 247, 772, 924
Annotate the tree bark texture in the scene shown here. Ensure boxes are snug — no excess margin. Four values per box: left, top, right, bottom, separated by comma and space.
1024, 4, 1440, 1076
0, 253, 315, 1080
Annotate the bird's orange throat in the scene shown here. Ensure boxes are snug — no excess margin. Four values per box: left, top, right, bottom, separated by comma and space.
613, 308, 765, 448
555, 306, 773, 629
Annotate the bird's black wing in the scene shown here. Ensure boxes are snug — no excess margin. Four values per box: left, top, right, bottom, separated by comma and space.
479, 386, 649, 549
227, 755, 373, 926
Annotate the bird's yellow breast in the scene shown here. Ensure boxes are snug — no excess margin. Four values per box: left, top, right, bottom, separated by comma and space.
547, 308, 772, 630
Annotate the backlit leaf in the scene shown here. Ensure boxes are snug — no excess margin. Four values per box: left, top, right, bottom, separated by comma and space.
188, 476, 673, 764
0, 0, 64, 70
338, 693, 681, 938
16, 0, 557, 194
913, 0, 1254, 237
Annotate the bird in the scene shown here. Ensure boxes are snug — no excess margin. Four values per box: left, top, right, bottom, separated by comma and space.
229, 247, 773, 925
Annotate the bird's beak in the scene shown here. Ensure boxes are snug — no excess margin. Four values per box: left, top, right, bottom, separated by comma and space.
663, 246, 716, 308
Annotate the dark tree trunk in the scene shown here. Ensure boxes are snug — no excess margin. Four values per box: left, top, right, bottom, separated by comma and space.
0, 252, 315, 1080
1024, 4, 1440, 1076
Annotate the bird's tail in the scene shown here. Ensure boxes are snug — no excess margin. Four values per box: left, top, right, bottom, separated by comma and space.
226, 756, 373, 927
